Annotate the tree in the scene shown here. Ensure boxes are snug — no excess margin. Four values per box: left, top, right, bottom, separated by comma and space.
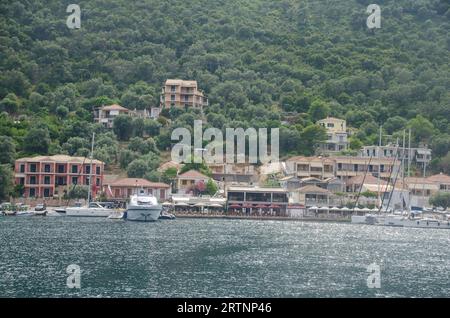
127, 159, 148, 178
119, 149, 139, 169
206, 179, 218, 196
429, 192, 450, 210
144, 119, 161, 136
128, 137, 158, 155
113, 115, 134, 141
408, 115, 435, 144
65, 186, 89, 200
308, 100, 330, 122
0, 136, 16, 165
0, 164, 14, 200
23, 127, 50, 154
161, 167, 178, 185
300, 124, 327, 156
55, 105, 69, 118
0, 93, 20, 114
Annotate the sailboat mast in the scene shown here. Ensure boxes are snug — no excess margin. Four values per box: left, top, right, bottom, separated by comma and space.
377, 125, 382, 210
87, 132, 95, 204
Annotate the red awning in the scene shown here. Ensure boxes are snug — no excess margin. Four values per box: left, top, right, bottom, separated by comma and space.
255, 204, 268, 208
243, 203, 253, 208
269, 204, 281, 208
228, 204, 241, 208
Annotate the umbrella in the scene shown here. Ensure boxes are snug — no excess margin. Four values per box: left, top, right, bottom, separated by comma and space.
330, 206, 340, 211
318, 206, 329, 210
361, 207, 371, 212
194, 202, 205, 207
162, 202, 173, 206
175, 202, 189, 206
209, 203, 223, 208
309, 206, 319, 210
269, 204, 281, 208
340, 207, 350, 211
255, 204, 268, 209
243, 203, 253, 208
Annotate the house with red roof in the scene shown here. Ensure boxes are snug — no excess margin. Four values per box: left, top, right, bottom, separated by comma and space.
176, 170, 210, 194
103, 177, 171, 201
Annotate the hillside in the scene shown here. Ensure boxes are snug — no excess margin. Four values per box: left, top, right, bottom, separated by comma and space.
0, 0, 449, 195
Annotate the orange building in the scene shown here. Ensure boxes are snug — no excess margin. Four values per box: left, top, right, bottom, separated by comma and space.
14, 155, 104, 198
160, 79, 208, 109
103, 178, 171, 201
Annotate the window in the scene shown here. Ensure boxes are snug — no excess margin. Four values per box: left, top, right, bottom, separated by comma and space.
72, 177, 78, 185
184, 103, 189, 108
327, 123, 334, 128
85, 166, 90, 174
44, 164, 51, 173
228, 192, 244, 201
182, 180, 187, 185
85, 177, 90, 185
57, 164, 65, 173
171, 94, 175, 101
20, 164, 25, 173
96, 178, 100, 186
160, 189, 165, 199
30, 176, 36, 185
30, 164, 37, 172
19, 178, 24, 185
171, 85, 176, 92
380, 165, 385, 172
56, 177, 66, 185
184, 95, 189, 102
44, 188, 50, 198
96, 166, 101, 175
71, 165, 78, 173
44, 176, 51, 184
29, 188, 36, 197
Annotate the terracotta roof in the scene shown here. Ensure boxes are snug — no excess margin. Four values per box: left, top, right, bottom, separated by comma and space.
165, 79, 198, 87
405, 177, 436, 185
298, 185, 330, 194
101, 104, 130, 111
346, 175, 387, 186
177, 169, 210, 180
16, 155, 104, 165
107, 178, 170, 188
157, 161, 183, 172
427, 173, 450, 183
317, 117, 345, 123
286, 156, 334, 163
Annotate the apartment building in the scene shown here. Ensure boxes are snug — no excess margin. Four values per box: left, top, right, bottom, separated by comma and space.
316, 117, 348, 155
14, 155, 104, 198
285, 156, 400, 182
160, 79, 208, 109
93, 104, 132, 128
103, 177, 171, 201
360, 144, 432, 167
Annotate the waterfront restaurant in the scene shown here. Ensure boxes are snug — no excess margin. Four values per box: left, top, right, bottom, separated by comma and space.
226, 186, 289, 216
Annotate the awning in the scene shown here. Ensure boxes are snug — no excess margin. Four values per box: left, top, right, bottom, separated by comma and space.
194, 202, 205, 207
162, 202, 173, 206
209, 203, 223, 208
255, 204, 268, 208
269, 204, 281, 208
175, 202, 189, 206
228, 204, 241, 208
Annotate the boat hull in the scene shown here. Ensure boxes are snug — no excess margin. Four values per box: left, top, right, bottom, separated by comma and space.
65, 208, 112, 217
384, 217, 450, 229
126, 205, 162, 222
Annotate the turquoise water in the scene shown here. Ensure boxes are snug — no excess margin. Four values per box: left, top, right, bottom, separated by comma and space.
0, 216, 449, 297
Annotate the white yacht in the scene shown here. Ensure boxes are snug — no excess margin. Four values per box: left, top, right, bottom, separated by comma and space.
384, 215, 450, 229
66, 202, 113, 217
126, 191, 162, 222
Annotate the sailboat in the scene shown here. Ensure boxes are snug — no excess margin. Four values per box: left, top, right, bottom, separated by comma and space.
66, 133, 113, 217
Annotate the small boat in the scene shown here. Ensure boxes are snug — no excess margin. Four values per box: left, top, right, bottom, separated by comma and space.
3, 211, 17, 216
107, 210, 124, 220
32, 204, 47, 216
16, 211, 33, 216
384, 215, 450, 229
159, 210, 176, 220
66, 202, 113, 217
126, 190, 162, 222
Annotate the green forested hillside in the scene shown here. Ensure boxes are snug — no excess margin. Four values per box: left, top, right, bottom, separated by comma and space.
0, 0, 449, 191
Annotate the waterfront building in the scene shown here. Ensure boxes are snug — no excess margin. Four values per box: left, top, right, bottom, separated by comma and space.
427, 173, 450, 192
160, 79, 208, 109
103, 177, 170, 201
405, 177, 439, 208
207, 163, 257, 183
296, 185, 331, 207
285, 156, 335, 179
14, 155, 104, 199
316, 117, 348, 155
226, 186, 289, 216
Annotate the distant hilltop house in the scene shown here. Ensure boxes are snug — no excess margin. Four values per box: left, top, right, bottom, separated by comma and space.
14, 155, 104, 199
160, 79, 208, 109
93, 104, 154, 128
316, 117, 349, 155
